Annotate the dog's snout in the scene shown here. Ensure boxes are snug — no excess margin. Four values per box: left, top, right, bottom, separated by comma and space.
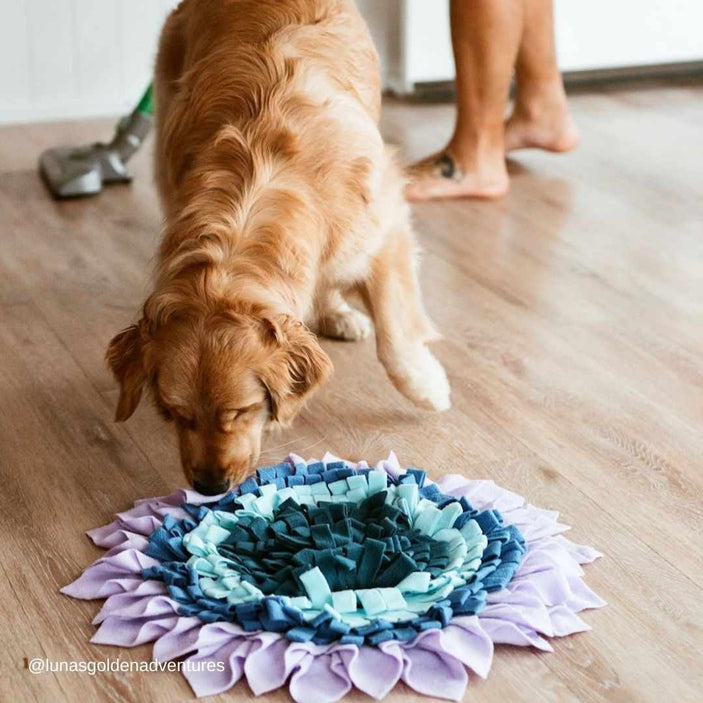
192, 473, 231, 496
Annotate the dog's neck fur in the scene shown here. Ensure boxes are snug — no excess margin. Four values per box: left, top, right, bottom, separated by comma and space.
156, 123, 324, 325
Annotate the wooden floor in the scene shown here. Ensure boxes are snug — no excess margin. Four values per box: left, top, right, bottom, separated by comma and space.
1, 79, 702, 702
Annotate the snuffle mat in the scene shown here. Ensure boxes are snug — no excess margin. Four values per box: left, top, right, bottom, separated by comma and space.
63, 452, 604, 702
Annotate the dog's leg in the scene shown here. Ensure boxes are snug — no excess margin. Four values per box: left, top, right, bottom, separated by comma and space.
316, 289, 372, 341
359, 229, 450, 411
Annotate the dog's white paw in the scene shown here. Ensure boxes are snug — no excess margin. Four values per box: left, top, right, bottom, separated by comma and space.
319, 308, 372, 342
385, 345, 451, 411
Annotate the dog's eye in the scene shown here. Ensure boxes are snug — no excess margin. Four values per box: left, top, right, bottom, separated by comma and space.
217, 409, 240, 433
173, 410, 197, 430
156, 403, 173, 422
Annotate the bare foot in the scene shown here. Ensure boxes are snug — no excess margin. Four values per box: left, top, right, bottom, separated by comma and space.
505, 94, 580, 153
405, 149, 509, 202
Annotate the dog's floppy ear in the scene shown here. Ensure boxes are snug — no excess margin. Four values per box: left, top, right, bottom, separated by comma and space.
261, 315, 333, 425
106, 321, 147, 422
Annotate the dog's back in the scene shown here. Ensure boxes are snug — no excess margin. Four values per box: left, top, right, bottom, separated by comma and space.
155, 0, 383, 255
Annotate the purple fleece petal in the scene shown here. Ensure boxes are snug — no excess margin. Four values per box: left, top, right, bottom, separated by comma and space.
61, 550, 159, 600
340, 644, 404, 699
399, 639, 469, 701
152, 616, 204, 661
111, 514, 163, 536
243, 635, 291, 694
94, 548, 160, 572
439, 476, 524, 513
482, 594, 555, 637
195, 621, 249, 647
290, 650, 353, 703
118, 500, 190, 521
481, 603, 554, 637
376, 451, 402, 480
101, 533, 151, 557
86, 520, 126, 547
93, 592, 177, 625
547, 605, 591, 637
563, 576, 607, 611
512, 564, 578, 607
60, 567, 142, 600
183, 637, 248, 697
92, 615, 179, 647
480, 617, 554, 651
434, 474, 472, 495
86, 526, 149, 553
555, 535, 604, 563
440, 617, 494, 678
505, 505, 570, 542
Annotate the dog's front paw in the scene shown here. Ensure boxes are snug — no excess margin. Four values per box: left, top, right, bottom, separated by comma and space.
319, 308, 372, 342
384, 345, 451, 411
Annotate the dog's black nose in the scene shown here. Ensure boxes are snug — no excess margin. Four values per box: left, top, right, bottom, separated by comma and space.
192, 478, 230, 496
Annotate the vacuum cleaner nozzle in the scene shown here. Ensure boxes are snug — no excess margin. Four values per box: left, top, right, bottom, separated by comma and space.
39, 107, 152, 199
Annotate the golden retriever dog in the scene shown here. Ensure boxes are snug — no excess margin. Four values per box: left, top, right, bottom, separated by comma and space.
106, 0, 450, 494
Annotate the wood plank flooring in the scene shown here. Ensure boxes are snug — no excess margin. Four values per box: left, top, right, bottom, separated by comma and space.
1, 79, 702, 702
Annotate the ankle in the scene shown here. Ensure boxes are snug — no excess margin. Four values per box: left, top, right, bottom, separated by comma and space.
505, 80, 580, 154
513, 78, 569, 120
448, 129, 505, 168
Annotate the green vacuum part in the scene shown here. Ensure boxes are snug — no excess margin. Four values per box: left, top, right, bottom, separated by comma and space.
136, 84, 154, 115
39, 83, 154, 199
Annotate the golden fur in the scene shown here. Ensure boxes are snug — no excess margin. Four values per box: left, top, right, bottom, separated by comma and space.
107, 0, 450, 494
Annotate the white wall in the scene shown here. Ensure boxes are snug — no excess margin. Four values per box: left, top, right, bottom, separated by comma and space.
0, 0, 178, 124
354, 0, 402, 88
556, 0, 703, 70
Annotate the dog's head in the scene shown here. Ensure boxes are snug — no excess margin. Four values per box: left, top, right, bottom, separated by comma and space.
106, 303, 331, 494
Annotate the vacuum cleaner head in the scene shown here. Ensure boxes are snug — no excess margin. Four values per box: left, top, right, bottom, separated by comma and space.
39, 111, 152, 199
39, 98, 152, 199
